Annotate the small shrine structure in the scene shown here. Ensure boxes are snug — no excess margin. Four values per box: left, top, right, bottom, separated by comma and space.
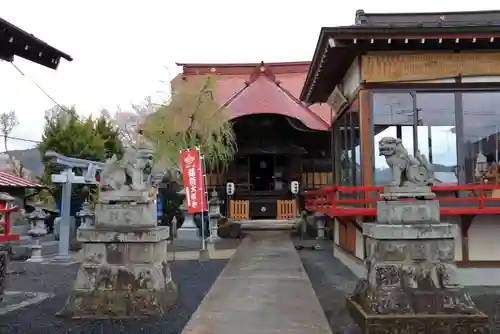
173, 62, 332, 222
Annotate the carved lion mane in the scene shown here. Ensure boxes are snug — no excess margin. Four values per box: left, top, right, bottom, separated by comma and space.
378, 137, 408, 163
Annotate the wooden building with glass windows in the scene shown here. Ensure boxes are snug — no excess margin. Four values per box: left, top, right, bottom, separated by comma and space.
301, 9, 500, 285
173, 62, 333, 221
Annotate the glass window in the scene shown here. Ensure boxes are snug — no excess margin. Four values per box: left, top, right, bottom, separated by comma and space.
335, 108, 360, 188
462, 92, 500, 183
352, 111, 362, 186
372, 93, 415, 185
416, 93, 457, 184
333, 120, 342, 185
340, 113, 351, 186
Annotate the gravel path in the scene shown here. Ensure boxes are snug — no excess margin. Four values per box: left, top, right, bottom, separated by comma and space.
0, 259, 227, 334
294, 236, 500, 334
293, 237, 360, 333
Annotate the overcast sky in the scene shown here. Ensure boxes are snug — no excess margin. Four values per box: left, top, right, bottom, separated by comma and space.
1, 0, 497, 152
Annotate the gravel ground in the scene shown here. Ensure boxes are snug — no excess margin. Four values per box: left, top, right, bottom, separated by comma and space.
0, 259, 227, 334
294, 236, 500, 334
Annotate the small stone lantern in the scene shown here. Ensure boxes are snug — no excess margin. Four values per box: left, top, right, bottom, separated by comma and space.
77, 200, 94, 229
26, 202, 49, 262
207, 189, 221, 241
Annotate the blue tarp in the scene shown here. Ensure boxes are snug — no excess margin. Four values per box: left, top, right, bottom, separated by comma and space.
157, 193, 164, 219
56, 198, 85, 229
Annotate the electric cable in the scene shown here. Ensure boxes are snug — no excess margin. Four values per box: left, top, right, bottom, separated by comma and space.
10, 62, 70, 113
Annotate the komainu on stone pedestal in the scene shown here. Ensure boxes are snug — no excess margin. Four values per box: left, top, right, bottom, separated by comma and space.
347, 140, 489, 333
59, 148, 177, 318
347, 218, 489, 331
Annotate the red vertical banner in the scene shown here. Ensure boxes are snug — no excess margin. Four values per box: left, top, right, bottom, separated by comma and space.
180, 148, 207, 213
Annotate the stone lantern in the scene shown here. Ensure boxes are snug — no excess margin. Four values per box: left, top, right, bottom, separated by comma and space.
25, 202, 49, 262
77, 200, 94, 229
207, 189, 221, 242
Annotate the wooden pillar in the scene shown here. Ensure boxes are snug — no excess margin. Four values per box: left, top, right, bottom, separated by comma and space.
359, 89, 373, 187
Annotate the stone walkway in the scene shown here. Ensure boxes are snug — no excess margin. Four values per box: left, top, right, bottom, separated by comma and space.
181, 231, 331, 334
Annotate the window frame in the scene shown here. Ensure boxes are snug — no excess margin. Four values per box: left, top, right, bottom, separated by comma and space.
369, 87, 500, 185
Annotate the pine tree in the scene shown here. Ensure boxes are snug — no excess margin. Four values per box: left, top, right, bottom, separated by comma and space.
94, 114, 124, 159
37, 106, 124, 202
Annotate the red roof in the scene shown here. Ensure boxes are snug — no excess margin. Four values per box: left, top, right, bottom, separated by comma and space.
0, 171, 41, 188
173, 61, 331, 131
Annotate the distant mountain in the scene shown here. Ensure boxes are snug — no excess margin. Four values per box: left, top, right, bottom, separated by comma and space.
8, 148, 44, 177
374, 163, 456, 185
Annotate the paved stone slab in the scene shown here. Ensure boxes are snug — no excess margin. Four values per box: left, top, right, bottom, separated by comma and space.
0, 291, 54, 315
182, 231, 331, 334
240, 219, 296, 230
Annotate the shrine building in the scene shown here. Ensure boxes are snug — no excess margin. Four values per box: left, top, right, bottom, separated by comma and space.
301, 9, 500, 285
172, 62, 332, 221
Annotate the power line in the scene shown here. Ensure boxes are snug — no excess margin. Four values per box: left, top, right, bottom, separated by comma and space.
10, 62, 69, 113
2, 135, 41, 144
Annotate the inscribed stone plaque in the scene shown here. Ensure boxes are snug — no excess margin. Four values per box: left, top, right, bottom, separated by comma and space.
94, 202, 156, 227
377, 200, 439, 224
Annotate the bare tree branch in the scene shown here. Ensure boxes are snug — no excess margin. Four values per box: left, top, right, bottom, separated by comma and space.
0, 110, 23, 176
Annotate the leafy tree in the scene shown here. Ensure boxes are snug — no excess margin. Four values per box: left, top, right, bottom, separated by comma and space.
141, 76, 236, 171
94, 114, 124, 159
140, 76, 236, 230
38, 106, 124, 201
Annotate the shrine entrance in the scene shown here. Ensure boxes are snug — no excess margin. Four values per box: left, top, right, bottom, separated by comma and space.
250, 154, 275, 191
176, 61, 332, 221
209, 113, 330, 221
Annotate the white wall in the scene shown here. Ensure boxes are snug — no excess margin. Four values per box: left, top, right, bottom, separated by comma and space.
334, 218, 340, 245
355, 228, 364, 259
462, 76, 500, 83
468, 215, 500, 261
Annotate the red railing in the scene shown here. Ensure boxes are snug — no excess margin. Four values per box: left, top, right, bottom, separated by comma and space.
0, 207, 20, 242
303, 184, 500, 216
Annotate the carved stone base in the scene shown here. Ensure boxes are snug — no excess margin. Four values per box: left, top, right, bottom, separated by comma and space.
59, 275, 177, 319
377, 200, 440, 224
349, 220, 489, 332
347, 296, 489, 334
94, 198, 157, 229
59, 226, 177, 318
381, 186, 436, 200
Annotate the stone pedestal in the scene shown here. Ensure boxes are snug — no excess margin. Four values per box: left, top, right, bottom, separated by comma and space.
59, 191, 177, 318
26, 240, 44, 263
347, 188, 489, 333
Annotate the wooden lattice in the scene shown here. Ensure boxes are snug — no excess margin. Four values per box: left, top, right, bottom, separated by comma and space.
229, 200, 249, 221
277, 199, 297, 220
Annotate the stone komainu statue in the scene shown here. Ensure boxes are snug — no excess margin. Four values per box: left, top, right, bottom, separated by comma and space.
378, 137, 436, 187
99, 148, 149, 192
